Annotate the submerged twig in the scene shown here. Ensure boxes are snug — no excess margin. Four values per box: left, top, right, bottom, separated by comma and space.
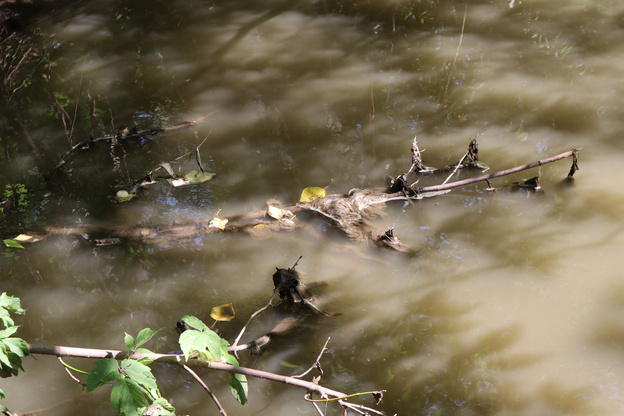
444, 1, 468, 101
293, 337, 330, 379
230, 292, 276, 353
182, 364, 228, 416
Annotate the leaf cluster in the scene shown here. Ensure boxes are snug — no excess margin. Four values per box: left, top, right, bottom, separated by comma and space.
86, 328, 175, 416
0, 293, 29, 399
85, 316, 248, 416
179, 315, 248, 405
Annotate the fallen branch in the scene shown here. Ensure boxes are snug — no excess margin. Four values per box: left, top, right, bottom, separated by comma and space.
10, 145, 583, 256
416, 148, 582, 193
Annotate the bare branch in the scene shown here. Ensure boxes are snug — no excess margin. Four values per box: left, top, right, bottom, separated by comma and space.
27, 344, 353, 401
182, 364, 228, 416
417, 148, 583, 193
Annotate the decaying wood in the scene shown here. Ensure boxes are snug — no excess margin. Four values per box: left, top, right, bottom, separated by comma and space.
53, 111, 219, 169
15, 141, 583, 255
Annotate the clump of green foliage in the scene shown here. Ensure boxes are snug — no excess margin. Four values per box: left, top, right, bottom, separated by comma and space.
0, 292, 29, 402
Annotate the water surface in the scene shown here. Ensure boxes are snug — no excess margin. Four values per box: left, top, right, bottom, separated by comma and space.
1, 1, 624, 415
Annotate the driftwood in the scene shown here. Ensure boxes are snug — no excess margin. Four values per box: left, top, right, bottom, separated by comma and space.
11, 140, 583, 255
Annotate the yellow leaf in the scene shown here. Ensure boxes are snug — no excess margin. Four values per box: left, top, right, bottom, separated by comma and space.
14, 234, 33, 242
253, 224, 268, 229
209, 217, 228, 230
300, 187, 325, 202
210, 303, 235, 321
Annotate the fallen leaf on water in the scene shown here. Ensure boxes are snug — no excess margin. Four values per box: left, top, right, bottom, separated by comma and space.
300, 186, 326, 202
267, 205, 287, 220
184, 170, 215, 184
115, 190, 134, 202
14, 234, 33, 242
209, 217, 228, 230
3, 239, 24, 249
210, 303, 235, 321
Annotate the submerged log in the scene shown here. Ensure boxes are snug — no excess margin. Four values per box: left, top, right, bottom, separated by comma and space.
10, 143, 583, 255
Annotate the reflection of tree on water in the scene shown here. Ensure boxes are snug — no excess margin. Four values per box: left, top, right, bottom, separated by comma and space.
328, 289, 599, 415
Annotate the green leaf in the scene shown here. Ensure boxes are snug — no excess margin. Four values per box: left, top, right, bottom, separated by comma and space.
2, 338, 29, 357
115, 190, 134, 202
86, 358, 122, 392
179, 330, 219, 361
228, 372, 248, 405
120, 359, 158, 391
180, 315, 210, 332
0, 326, 19, 339
111, 379, 148, 416
0, 392, 5, 401
183, 170, 215, 184
0, 345, 12, 369
124, 332, 135, 351
0, 294, 24, 315
135, 328, 159, 349
3, 239, 24, 249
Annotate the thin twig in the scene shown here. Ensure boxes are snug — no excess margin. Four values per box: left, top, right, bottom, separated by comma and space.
443, 1, 468, 101
311, 401, 326, 416
293, 337, 330, 379
441, 150, 468, 185
182, 364, 228, 416
230, 292, 276, 352
58, 357, 84, 385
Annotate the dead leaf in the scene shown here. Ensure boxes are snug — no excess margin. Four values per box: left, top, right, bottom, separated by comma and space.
210, 303, 235, 321
300, 187, 326, 202
209, 217, 228, 230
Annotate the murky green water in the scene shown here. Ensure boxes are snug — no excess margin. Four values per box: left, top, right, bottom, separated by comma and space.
2, 0, 624, 415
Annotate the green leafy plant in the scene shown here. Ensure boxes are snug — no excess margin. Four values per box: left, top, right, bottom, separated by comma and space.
85, 328, 175, 416
179, 315, 248, 405
0, 293, 29, 398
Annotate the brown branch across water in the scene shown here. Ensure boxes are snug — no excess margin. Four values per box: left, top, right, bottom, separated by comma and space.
416, 148, 583, 193
27, 344, 350, 400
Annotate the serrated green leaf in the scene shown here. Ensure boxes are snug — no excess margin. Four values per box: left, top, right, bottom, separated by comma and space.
221, 350, 239, 366
86, 358, 122, 392
111, 379, 148, 416
0, 293, 25, 315
0, 326, 19, 339
180, 315, 210, 332
0, 310, 12, 329
151, 397, 176, 414
136, 356, 154, 366
2, 338, 29, 357
135, 328, 159, 348
0, 345, 12, 369
124, 332, 135, 351
179, 330, 221, 361
228, 372, 248, 405
121, 359, 158, 391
